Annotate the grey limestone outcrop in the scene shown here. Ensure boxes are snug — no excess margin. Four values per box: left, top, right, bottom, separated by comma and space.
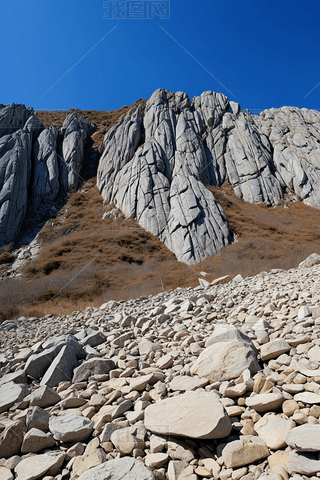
97, 88, 320, 264
0, 104, 94, 247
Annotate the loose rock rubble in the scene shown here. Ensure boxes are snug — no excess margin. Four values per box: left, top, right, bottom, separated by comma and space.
2, 253, 320, 479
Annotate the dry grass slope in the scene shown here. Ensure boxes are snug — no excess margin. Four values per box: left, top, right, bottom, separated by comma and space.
201, 184, 320, 276
1, 182, 320, 322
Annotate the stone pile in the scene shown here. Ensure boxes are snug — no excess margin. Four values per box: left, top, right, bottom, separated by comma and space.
1, 253, 320, 478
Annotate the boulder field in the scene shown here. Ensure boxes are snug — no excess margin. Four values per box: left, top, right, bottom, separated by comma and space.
1, 253, 320, 478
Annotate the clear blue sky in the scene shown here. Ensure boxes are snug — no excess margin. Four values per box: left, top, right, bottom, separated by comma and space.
1, 0, 319, 113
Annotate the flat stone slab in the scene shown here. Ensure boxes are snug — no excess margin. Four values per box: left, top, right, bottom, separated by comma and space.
286, 425, 320, 452
77, 457, 154, 480
169, 376, 209, 391
15, 452, 65, 480
260, 339, 291, 361
145, 391, 231, 439
49, 415, 93, 443
294, 392, 320, 404
246, 390, 284, 413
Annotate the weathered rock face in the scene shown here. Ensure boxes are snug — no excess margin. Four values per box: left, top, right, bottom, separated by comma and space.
0, 104, 94, 247
0, 104, 33, 138
31, 126, 60, 211
255, 106, 320, 208
97, 89, 233, 264
0, 130, 32, 246
97, 88, 320, 264
98, 105, 143, 203
61, 113, 94, 192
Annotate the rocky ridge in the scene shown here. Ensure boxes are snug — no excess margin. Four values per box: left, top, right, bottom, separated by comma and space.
1, 91, 320, 265
1, 253, 320, 479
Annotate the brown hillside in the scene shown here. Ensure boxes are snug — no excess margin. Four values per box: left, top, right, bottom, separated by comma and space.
1, 103, 320, 322
1, 182, 320, 322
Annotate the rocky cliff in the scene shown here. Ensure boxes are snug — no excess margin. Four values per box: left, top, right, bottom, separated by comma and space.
98, 89, 320, 264
1, 90, 320, 264
0, 105, 94, 247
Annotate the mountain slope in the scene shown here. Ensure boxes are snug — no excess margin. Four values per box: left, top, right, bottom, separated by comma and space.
1, 91, 320, 320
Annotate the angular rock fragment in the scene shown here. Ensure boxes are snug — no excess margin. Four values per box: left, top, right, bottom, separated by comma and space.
25, 336, 85, 380
260, 339, 291, 361
0, 421, 26, 458
40, 344, 78, 387
0, 467, 13, 480
29, 385, 61, 408
254, 413, 295, 449
21, 428, 56, 453
72, 447, 106, 477
222, 435, 269, 468
0, 370, 27, 387
26, 406, 50, 431
72, 358, 115, 383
